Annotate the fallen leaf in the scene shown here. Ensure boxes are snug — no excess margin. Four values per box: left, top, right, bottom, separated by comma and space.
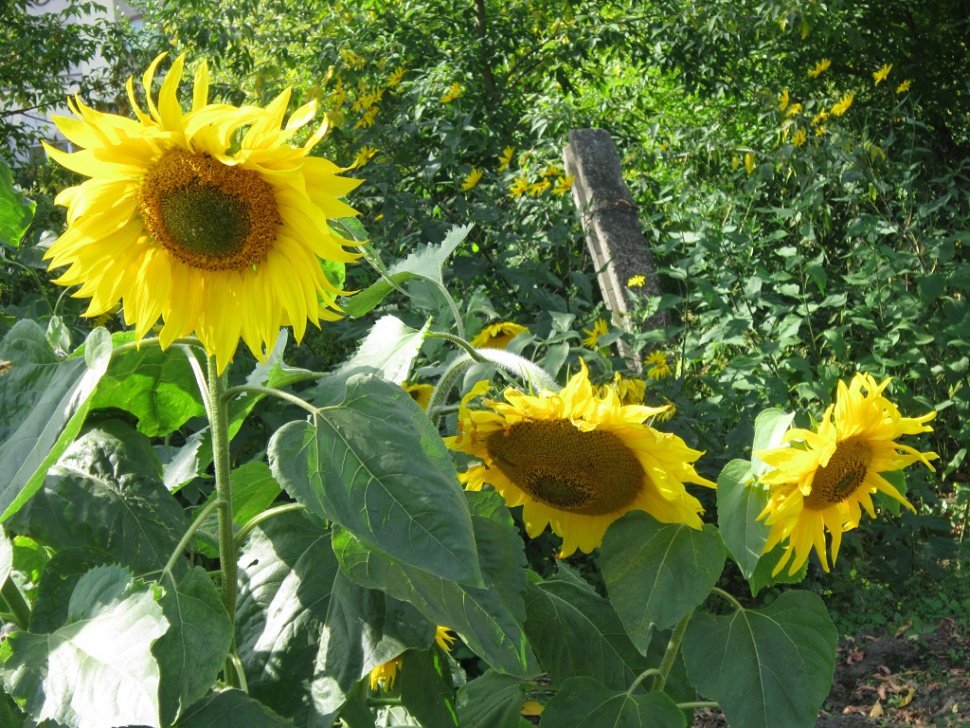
899, 687, 915, 707
869, 700, 884, 718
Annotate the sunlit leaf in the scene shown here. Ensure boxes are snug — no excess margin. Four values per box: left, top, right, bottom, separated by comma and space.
715, 459, 770, 579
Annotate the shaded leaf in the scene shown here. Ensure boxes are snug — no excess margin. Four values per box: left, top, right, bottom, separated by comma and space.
682, 590, 837, 728
399, 649, 460, 728
28, 546, 110, 633
177, 689, 295, 727
456, 671, 528, 728
539, 676, 685, 728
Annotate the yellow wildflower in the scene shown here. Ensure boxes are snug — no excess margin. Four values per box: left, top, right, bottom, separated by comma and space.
807, 58, 831, 78
811, 109, 829, 126
440, 82, 464, 103
645, 351, 672, 380
600, 372, 646, 405
553, 175, 574, 195
654, 399, 676, 423
509, 176, 530, 197
354, 106, 379, 129
339, 48, 366, 70
872, 63, 892, 85
461, 168, 483, 191
528, 179, 551, 196
497, 146, 515, 171
830, 92, 854, 116
786, 102, 803, 117
895, 79, 912, 94
627, 274, 646, 288
582, 318, 608, 348
778, 89, 790, 112
815, 125, 827, 137
744, 152, 756, 175
541, 164, 561, 178
386, 67, 405, 87
792, 128, 807, 147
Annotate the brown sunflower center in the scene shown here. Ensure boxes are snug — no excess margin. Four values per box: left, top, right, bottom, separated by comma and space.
485, 419, 645, 515
805, 437, 872, 509
139, 149, 281, 271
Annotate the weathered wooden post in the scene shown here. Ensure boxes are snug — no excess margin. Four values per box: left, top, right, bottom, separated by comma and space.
563, 128, 667, 369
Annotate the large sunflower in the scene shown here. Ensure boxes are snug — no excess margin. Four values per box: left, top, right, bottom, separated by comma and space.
44, 53, 362, 372
756, 373, 938, 576
446, 363, 715, 556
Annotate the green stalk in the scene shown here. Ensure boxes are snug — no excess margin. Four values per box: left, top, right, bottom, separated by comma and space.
206, 355, 237, 623
651, 609, 694, 692
0, 578, 30, 630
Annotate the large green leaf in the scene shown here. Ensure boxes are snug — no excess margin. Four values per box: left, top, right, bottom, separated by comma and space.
0, 158, 34, 248
539, 676, 685, 728
342, 224, 472, 317
28, 546, 110, 633
682, 590, 838, 728
0, 322, 111, 522
333, 314, 430, 385
456, 671, 529, 728
235, 510, 338, 724
0, 564, 168, 728
599, 513, 725, 647
10, 422, 187, 575
154, 568, 233, 726
333, 520, 535, 677
177, 689, 295, 727
270, 373, 481, 585
524, 569, 646, 690
715, 459, 770, 579
312, 570, 433, 717
88, 335, 205, 437
398, 649, 460, 728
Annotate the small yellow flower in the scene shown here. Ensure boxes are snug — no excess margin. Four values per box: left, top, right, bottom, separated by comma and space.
872, 63, 892, 85
815, 125, 827, 137
461, 167, 483, 191
509, 176, 530, 198
807, 58, 831, 78
744, 152, 756, 175
792, 128, 807, 147
600, 372, 646, 405
440, 82, 464, 103
830, 91, 854, 116
785, 102, 803, 117
730, 155, 740, 170
778, 89, 790, 112
339, 47, 366, 70
811, 109, 829, 126
497, 146, 515, 171
368, 656, 403, 691
627, 274, 646, 288
552, 175, 574, 195
582, 318, 608, 348
645, 351, 672, 380
386, 67, 405, 87
352, 146, 379, 168
354, 106, 379, 129
541, 164, 561, 178
528, 179, 551, 196
654, 399, 676, 423
895, 79, 912, 94
434, 626, 456, 652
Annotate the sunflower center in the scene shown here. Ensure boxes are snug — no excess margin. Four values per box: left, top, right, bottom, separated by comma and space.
805, 437, 872, 509
485, 420, 644, 515
139, 149, 281, 271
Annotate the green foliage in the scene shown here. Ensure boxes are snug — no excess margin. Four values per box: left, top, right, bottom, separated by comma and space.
541, 676, 686, 728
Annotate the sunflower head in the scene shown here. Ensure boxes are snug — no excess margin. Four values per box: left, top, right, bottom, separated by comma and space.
755, 372, 938, 576
446, 362, 714, 557
44, 53, 363, 372
368, 655, 403, 692
469, 321, 528, 350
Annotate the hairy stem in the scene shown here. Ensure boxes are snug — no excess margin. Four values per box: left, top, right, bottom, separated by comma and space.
651, 609, 694, 692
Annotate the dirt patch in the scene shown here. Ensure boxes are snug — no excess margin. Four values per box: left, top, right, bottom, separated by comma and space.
693, 618, 970, 727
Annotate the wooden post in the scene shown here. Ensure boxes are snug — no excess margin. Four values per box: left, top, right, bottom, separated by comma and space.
563, 128, 667, 369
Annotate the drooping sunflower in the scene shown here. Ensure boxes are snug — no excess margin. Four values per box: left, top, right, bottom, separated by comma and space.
402, 382, 434, 411
44, 53, 362, 372
469, 321, 528, 350
756, 373, 938, 576
446, 363, 715, 556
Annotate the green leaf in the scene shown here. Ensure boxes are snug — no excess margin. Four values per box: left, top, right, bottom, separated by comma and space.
333, 522, 536, 677
236, 510, 337, 724
0, 564, 169, 728
11, 422, 187, 575
312, 570, 434, 718
716, 459, 770, 579
333, 315, 430, 384
270, 374, 481, 585
88, 336, 205, 437
343, 224, 473, 317
747, 545, 808, 597
154, 567, 233, 726
540, 676, 685, 728
0, 158, 34, 248
599, 512, 725, 646
177, 689, 296, 727
682, 591, 837, 728
28, 546, 109, 633
399, 649, 460, 728
524, 570, 646, 690
750, 408, 795, 475
196, 460, 282, 551
0, 528, 11, 584
0, 322, 112, 522
456, 671, 528, 728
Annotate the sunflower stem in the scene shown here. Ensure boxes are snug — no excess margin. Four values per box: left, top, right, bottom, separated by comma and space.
677, 701, 719, 710
711, 586, 745, 612
650, 609, 694, 692
206, 355, 238, 672
222, 384, 318, 416
626, 668, 662, 695
161, 497, 225, 577
235, 503, 307, 546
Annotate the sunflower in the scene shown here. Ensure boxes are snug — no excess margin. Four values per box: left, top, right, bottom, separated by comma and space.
403, 382, 434, 410
446, 363, 715, 556
756, 373, 938, 576
470, 321, 528, 350
44, 53, 362, 373
368, 656, 403, 692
